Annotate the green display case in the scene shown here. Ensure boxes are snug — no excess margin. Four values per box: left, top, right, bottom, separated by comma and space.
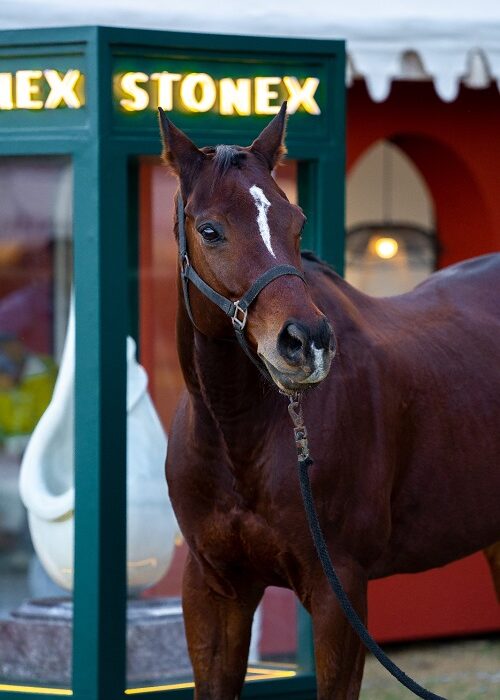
0, 25, 345, 700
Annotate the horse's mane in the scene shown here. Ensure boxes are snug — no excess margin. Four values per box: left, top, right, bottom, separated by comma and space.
301, 250, 344, 284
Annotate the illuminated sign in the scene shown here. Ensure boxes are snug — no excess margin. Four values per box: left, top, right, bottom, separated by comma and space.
0, 70, 83, 110
0, 68, 321, 116
116, 72, 321, 115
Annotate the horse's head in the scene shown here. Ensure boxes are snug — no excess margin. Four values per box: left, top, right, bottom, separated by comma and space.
159, 103, 334, 394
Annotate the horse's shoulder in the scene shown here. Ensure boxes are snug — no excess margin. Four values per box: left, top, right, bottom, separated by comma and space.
300, 251, 387, 344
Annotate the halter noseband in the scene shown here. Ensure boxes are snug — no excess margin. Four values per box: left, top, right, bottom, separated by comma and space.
177, 194, 307, 383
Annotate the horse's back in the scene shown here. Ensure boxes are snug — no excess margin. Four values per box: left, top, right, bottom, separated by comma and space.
413, 253, 500, 318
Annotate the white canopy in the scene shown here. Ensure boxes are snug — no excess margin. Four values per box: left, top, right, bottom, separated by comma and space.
2, 0, 500, 101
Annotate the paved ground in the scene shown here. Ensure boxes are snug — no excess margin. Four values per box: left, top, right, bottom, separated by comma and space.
360, 637, 500, 699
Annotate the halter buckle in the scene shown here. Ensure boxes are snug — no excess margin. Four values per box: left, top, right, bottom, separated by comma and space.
231, 301, 248, 331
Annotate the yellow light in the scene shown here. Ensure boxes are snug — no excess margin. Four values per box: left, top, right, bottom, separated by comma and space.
219, 77, 251, 116
254, 77, 281, 114
247, 666, 296, 677
44, 70, 82, 109
125, 681, 194, 695
0, 685, 72, 696
374, 237, 399, 259
16, 70, 43, 109
180, 73, 216, 113
125, 667, 296, 694
0, 73, 14, 109
151, 72, 181, 111
283, 76, 320, 115
120, 72, 149, 112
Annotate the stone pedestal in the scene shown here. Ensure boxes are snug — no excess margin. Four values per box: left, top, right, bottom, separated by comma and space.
0, 597, 192, 685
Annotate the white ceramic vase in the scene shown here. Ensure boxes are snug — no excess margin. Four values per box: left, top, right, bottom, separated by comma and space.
19, 300, 179, 594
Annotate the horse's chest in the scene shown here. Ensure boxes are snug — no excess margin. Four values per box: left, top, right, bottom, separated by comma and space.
195, 506, 289, 585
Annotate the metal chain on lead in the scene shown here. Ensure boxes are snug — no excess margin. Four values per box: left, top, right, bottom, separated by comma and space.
287, 393, 310, 462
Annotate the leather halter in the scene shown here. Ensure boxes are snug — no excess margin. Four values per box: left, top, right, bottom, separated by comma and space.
176, 194, 307, 383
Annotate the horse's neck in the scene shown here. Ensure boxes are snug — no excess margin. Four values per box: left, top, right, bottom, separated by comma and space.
177, 303, 278, 467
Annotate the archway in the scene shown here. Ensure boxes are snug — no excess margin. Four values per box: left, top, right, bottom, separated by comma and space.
347, 80, 498, 272
393, 134, 495, 268
346, 140, 436, 296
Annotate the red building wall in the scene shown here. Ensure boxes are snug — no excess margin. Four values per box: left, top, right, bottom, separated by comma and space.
348, 79, 500, 641
348, 81, 500, 267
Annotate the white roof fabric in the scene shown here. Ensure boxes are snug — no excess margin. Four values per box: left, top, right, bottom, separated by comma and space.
2, 0, 500, 102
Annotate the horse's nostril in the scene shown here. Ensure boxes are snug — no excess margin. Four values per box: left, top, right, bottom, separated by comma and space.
278, 322, 308, 365
288, 335, 303, 353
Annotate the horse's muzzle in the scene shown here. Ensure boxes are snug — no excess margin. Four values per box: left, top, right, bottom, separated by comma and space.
260, 317, 335, 393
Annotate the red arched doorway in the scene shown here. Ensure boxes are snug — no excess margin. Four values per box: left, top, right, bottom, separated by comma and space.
348, 80, 500, 266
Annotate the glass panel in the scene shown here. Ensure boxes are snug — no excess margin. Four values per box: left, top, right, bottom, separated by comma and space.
0, 156, 73, 690
346, 141, 436, 296
126, 159, 187, 692
126, 157, 303, 692
345, 224, 436, 296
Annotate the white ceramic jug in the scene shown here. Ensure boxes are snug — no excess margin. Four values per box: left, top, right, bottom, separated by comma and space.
19, 300, 179, 594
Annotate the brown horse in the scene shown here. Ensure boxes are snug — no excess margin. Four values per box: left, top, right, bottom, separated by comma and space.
159, 104, 500, 699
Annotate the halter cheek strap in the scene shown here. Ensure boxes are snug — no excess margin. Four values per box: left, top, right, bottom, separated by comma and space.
177, 195, 306, 383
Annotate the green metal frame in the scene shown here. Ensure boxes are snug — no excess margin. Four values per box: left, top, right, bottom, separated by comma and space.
0, 25, 345, 700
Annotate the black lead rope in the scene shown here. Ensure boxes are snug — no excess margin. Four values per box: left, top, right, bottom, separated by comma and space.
287, 396, 447, 700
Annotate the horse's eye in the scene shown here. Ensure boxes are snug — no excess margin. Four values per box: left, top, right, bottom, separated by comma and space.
198, 223, 222, 243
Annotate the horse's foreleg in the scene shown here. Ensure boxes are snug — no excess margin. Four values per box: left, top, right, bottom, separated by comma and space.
310, 564, 367, 700
182, 552, 263, 700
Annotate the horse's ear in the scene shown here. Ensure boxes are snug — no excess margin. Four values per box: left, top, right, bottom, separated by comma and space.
250, 102, 288, 170
158, 107, 204, 191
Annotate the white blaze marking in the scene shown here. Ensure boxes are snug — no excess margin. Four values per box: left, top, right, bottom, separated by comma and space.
304, 343, 327, 383
249, 185, 275, 257
311, 345, 324, 371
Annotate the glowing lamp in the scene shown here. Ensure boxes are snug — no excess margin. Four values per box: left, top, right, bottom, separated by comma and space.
374, 236, 399, 259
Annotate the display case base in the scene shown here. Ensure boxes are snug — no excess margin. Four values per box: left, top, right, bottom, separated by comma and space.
0, 596, 191, 685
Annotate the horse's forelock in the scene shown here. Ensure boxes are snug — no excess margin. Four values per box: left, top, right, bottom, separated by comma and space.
206, 145, 247, 185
